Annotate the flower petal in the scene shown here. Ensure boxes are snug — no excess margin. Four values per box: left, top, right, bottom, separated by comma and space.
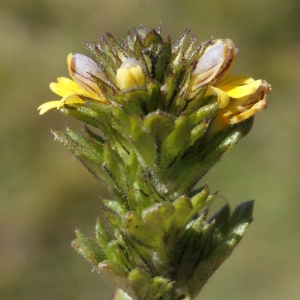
116, 58, 145, 90
37, 101, 61, 115
57, 95, 86, 109
205, 86, 230, 108
217, 75, 255, 88
224, 80, 262, 98
37, 95, 86, 115
116, 68, 136, 89
130, 65, 145, 85
229, 99, 268, 124
68, 53, 103, 98
190, 39, 236, 90
50, 77, 84, 97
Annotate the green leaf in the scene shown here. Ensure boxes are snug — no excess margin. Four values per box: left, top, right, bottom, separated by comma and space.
144, 276, 173, 300
187, 101, 218, 127
105, 241, 135, 271
143, 112, 175, 144
185, 201, 254, 297
190, 184, 210, 209
105, 32, 131, 62
171, 123, 246, 196
72, 230, 105, 265
128, 115, 157, 168
118, 234, 154, 273
154, 37, 171, 82
103, 143, 128, 194
230, 200, 254, 227
128, 268, 152, 299
160, 115, 191, 168
123, 211, 164, 250
209, 204, 231, 234
97, 261, 134, 297
95, 218, 111, 251
144, 29, 164, 48
102, 205, 122, 228
165, 195, 193, 235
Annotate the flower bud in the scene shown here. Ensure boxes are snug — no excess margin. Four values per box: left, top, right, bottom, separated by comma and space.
116, 58, 145, 90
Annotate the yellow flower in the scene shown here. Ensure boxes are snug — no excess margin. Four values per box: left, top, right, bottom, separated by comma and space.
38, 53, 106, 115
190, 39, 271, 135
205, 75, 269, 112
208, 76, 271, 135
116, 58, 145, 90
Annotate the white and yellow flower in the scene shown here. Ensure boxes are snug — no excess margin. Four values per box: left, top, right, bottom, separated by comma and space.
190, 39, 271, 133
38, 53, 106, 115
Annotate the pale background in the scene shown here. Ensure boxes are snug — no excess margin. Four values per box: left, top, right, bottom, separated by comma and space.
1, 0, 299, 299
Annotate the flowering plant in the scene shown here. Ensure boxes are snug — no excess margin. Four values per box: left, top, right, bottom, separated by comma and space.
39, 27, 270, 300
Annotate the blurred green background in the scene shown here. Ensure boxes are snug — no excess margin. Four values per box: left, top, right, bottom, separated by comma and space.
1, 0, 299, 299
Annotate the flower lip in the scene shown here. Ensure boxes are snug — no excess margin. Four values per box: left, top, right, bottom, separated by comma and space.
210, 39, 236, 84
68, 53, 104, 97
206, 79, 271, 138
190, 39, 236, 91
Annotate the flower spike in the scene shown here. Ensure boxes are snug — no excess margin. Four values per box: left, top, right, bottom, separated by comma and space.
39, 27, 271, 300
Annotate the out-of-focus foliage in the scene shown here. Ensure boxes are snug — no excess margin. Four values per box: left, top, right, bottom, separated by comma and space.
0, 1, 299, 299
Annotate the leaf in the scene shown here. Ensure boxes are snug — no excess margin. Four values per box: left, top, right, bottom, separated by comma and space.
98, 261, 134, 298
72, 230, 105, 265
160, 115, 191, 168
143, 112, 175, 144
